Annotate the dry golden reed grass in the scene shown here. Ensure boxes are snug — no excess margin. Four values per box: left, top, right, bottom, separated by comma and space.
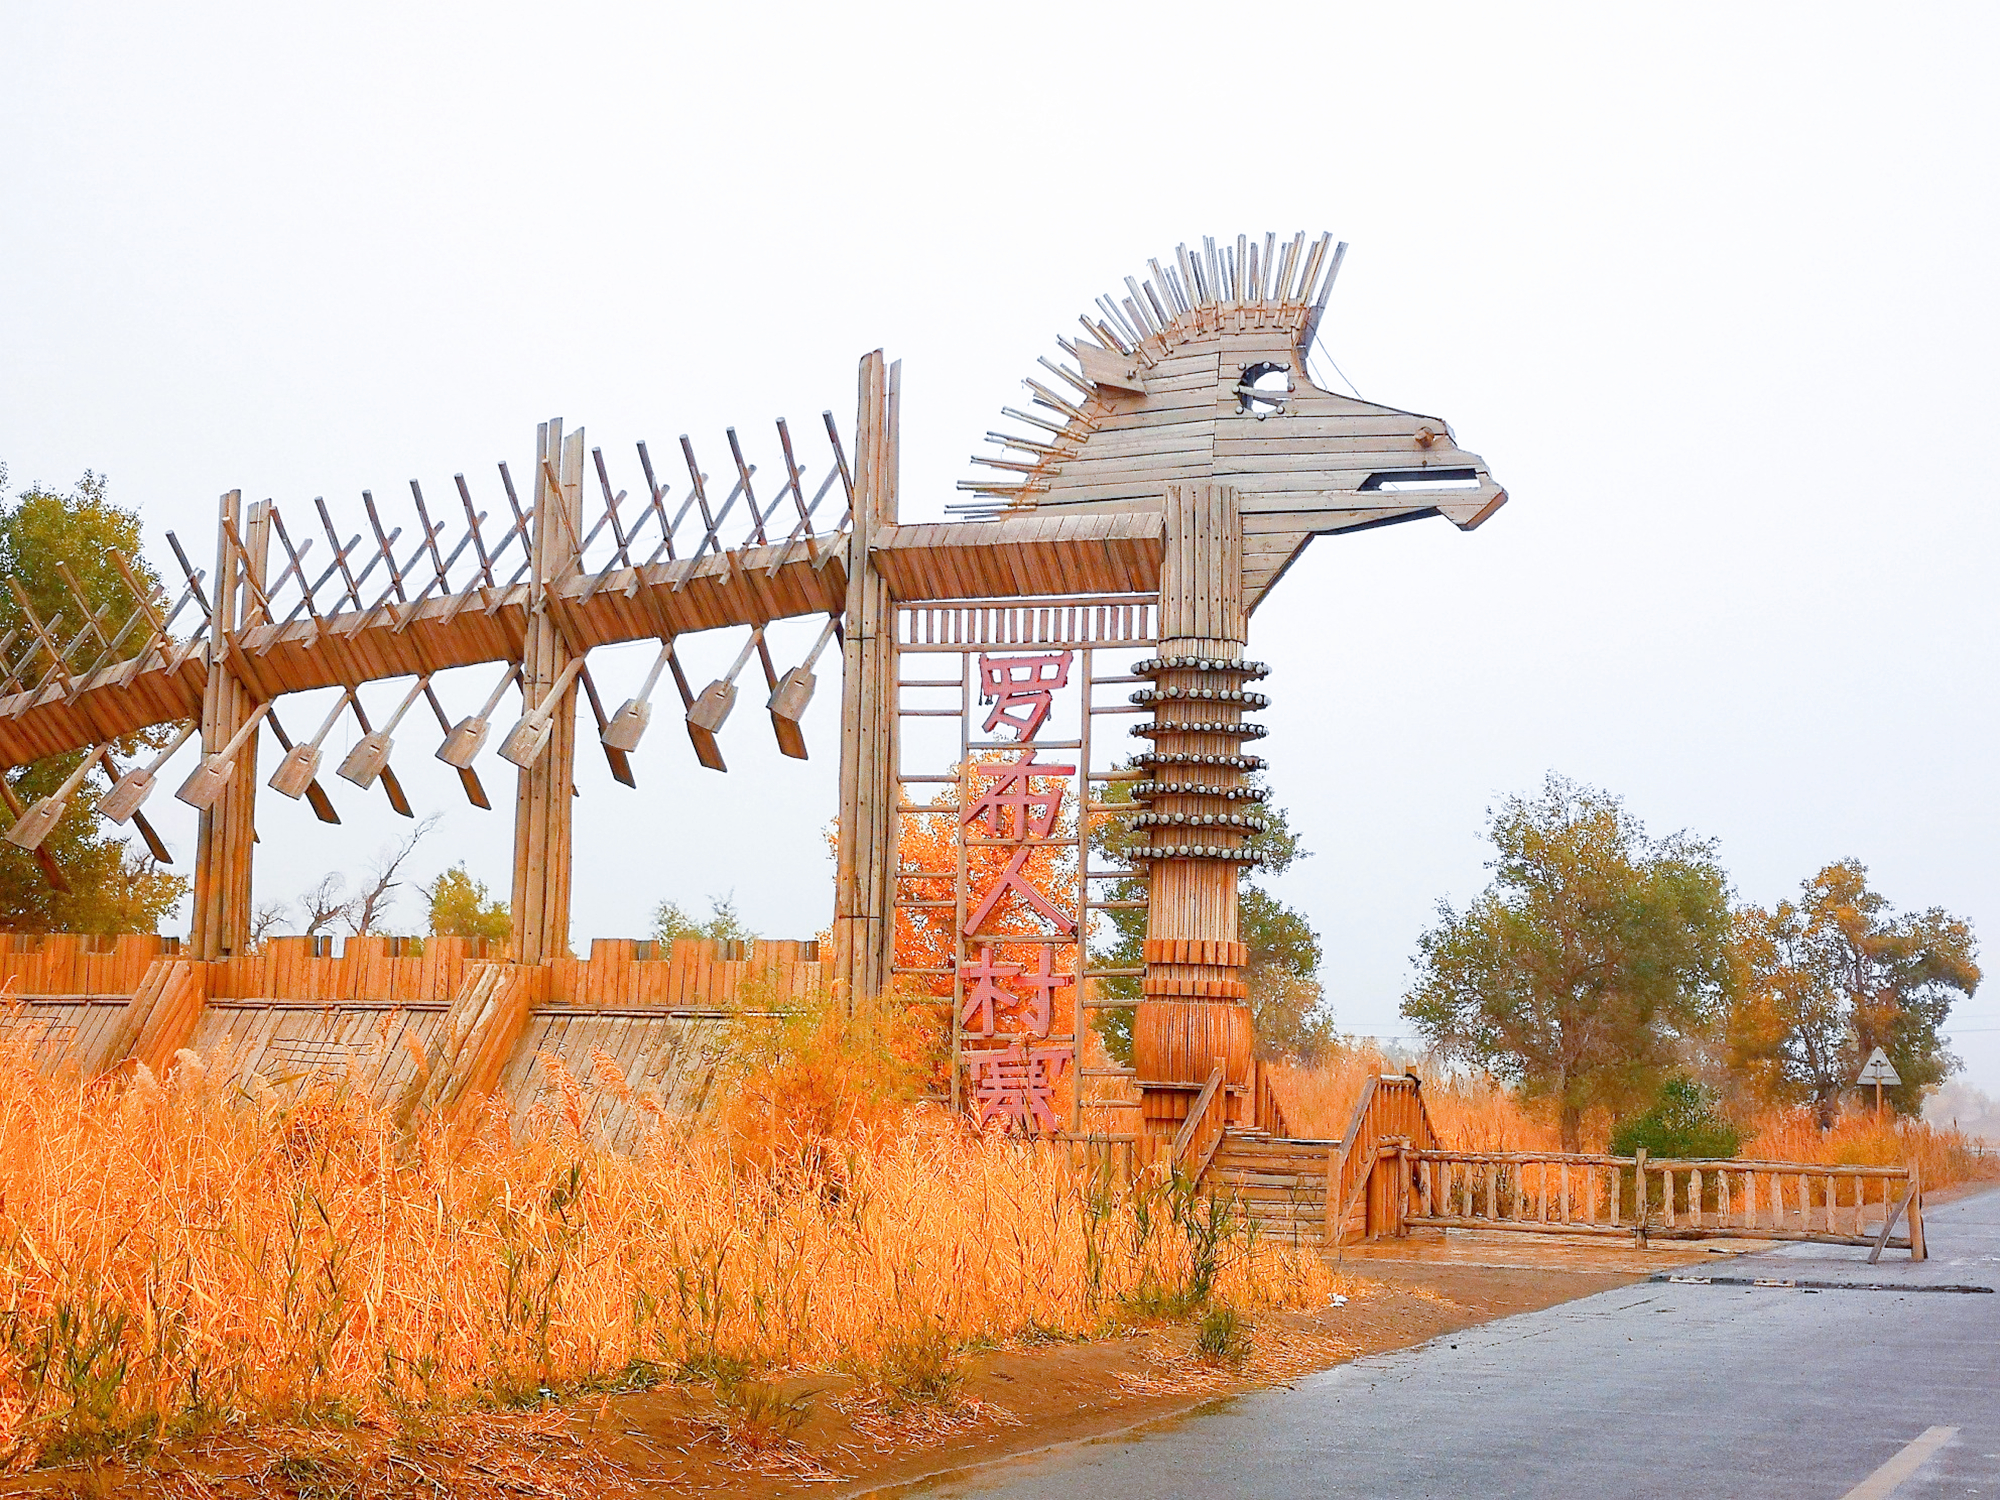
0, 1035, 1337, 1468
1266, 1046, 1562, 1152
1269, 1044, 1995, 1188
1744, 1108, 1993, 1189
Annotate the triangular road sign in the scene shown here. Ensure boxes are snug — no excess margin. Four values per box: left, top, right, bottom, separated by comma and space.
1856, 1047, 1901, 1087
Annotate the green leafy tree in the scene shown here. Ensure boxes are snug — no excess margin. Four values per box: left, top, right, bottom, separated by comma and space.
1727, 860, 1977, 1123
424, 862, 512, 942
0, 467, 184, 933
653, 893, 757, 947
0, 781, 185, 933
0, 467, 160, 665
1608, 1075, 1742, 1159
1402, 775, 1734, 1150
1089, 768, 1334, 1066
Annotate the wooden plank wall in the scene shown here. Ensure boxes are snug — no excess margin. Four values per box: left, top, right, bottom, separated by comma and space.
1, 932, 818, 1139
0, 933, 823, 1010
0, 997, 128, 1069
0, 933, 174, 995
498, 1007, 737, 1150
180, 997, 739, 1144
189, 999, 443, 1103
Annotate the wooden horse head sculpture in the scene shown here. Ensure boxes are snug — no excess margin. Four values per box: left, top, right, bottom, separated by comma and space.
956, 231, 1507, 611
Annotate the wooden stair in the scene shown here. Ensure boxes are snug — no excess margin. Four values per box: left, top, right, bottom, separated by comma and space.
1202, 1128, 1341, 1248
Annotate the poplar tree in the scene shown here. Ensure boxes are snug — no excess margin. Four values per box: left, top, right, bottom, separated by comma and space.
1728, 860, 1977, 1123
1402, 775, 1734, 1150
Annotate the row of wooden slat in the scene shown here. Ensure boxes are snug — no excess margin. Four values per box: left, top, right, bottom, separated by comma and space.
0, 932, 175, 996
0, 933, 823, 1010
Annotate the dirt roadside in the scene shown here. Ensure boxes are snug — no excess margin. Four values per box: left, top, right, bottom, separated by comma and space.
587, 1231, 1739, 1499
8, 1216, 1952, 1500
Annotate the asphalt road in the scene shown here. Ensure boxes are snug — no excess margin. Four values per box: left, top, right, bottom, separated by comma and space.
920, 1186, 2000, 1499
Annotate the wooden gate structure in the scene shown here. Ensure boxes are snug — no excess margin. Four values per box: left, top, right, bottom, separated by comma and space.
0, 231, 1507, 1146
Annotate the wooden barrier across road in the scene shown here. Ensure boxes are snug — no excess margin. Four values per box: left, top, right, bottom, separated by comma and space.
1404, 1149, 1925, 1262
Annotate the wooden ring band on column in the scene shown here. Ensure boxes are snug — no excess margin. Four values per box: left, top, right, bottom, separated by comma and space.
1143, 938, 1248, 967
1141, 975, 1249, 999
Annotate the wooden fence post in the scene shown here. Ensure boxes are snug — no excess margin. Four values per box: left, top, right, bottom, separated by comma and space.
1633, 1147, 1649, 1249
1908, 1166, 1926, 1261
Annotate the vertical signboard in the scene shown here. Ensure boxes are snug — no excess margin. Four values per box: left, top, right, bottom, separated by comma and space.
892, 595, 1155, 1141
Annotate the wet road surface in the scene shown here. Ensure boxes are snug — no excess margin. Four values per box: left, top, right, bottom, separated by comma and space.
917, 1186, 2000, 1499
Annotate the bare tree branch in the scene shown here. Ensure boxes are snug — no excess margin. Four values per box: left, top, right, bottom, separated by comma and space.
347, 813, 441, 937
249, 900, 290, 947
298, 872, 353, 938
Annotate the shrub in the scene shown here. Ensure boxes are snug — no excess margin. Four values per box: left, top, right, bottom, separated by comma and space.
1610, 1077, 1741, 1160
713, 1375, 814, 1452
1192, 1305, 1250, 1367
872, 1316, 963, 1410
718, 979, 942, 1177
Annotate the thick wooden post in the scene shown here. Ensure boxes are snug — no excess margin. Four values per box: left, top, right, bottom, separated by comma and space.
190, 493, 267, 960
510, 420, 583, 966
830, 352, 898, 1008
1135, 482, 1253, 1156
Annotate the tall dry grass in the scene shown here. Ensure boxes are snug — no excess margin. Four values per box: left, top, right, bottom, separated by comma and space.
0, 1037, 1335, 1467
1268, 1044, 1995, 1189
1744, 1108, 1992, 1189
1267, 1046, 1563, 1152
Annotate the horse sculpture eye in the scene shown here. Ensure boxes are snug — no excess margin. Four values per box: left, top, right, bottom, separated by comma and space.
1236, 361, 1293, 419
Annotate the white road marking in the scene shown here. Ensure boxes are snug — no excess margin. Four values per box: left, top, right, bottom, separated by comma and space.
1839, 1426, 1959, 1499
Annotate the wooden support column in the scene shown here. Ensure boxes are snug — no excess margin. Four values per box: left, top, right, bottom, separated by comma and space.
190, 493, 268, 960
510, 420, 584, 966
1135, 481, 1254, 1157
830, 352, 899, 1008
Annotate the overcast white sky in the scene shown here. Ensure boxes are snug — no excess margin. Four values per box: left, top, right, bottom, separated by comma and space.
4, 3, 1997, 1091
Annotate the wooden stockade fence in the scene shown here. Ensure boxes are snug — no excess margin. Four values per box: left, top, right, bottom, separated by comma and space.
0, 932, 822, 1009
0, 934, 820, 1140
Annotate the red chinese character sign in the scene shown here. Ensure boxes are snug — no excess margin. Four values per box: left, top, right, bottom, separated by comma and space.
891, 598, 1159, 1143
978, 653, 1074, 740
958, 650, 1080, 1134
970, 1042, 1070, 1133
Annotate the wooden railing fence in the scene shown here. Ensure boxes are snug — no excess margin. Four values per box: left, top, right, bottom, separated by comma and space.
1170, 1064, 1228, 1179
1325, 1073, 1437, 1243
1406, 1149, 1925, 1261
1250, 1058, 1290, 1138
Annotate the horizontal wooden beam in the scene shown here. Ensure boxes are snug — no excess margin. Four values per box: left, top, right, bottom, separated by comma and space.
872, 510, 1164, 602
0, 533, 854, 767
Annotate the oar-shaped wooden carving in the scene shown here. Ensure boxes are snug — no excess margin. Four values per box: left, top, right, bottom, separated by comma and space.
338, 679, 424, 817
4, 745, 109, 853
94, 748, 175, 863
99, 723, 198, 848
262, 709, 342, 824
